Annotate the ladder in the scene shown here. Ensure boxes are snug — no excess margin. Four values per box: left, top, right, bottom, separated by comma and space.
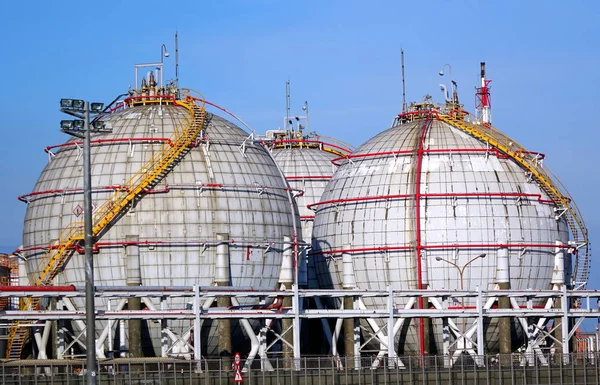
6, 95, 206, 359
437, 114, 590, 285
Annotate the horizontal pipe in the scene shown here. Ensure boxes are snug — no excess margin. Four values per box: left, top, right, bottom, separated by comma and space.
308, 191, 555, 210
310, 242, 576, 256
270, 139, 352, 155
0, 285, 76, 292
286, 175, 332, 180
45, 137, 174, 155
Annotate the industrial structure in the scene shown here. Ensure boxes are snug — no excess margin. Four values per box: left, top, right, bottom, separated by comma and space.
0, 57, 596, 383
7, 66, 302, 361
264, 81, 354, 288
310, 62, 591, 362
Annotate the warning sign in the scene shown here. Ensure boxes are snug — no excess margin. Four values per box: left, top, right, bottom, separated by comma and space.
233, 352, 243, 382
234, 369, 243, 382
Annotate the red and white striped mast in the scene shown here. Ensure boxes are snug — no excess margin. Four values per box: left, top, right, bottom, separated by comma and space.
475, 62, 492, 125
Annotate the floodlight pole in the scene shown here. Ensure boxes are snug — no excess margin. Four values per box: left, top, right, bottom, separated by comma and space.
60, 99, 108, 384
82, 101, 97, 384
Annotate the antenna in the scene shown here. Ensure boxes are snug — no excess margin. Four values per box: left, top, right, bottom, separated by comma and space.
401, 49, 407, 113
285, 80, 291, 131
175, 31, 179, 89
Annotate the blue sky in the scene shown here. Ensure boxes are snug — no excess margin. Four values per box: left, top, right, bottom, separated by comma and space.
1, 1, 598, 321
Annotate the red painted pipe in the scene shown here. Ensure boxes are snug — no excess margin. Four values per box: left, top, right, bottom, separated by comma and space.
0, 285, 76, 292
308, 191, 555, 210
45, 137, 174, 154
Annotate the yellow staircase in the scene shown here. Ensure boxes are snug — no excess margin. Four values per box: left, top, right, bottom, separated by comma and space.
6, 95, 206, 359
438, 114, 590, 284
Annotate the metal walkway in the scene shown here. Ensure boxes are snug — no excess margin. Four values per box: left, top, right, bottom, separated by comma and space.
5, 95, 206, 359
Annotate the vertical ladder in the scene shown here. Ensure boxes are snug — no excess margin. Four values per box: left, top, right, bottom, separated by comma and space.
6, 95, 206, 359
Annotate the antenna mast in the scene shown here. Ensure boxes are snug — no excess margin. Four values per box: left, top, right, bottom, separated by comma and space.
285, 80, 291, 131
175, 31, 179, 88
401, 49, 407, 113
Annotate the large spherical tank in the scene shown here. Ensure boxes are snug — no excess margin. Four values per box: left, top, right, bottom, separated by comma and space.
22, 100, 299, 355
269, 136, 352, 288
311, 117, 569, 354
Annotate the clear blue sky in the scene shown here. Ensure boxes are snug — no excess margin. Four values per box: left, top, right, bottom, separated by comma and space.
1, 1, 598, 320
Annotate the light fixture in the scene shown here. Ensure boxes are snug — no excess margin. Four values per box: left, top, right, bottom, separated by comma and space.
60, 120, 74, 129
60, 99, 74, 108
90, 102, 104, 112
92, 120, 106, 130
72, 99, 85, 109
72, 120, 85, 129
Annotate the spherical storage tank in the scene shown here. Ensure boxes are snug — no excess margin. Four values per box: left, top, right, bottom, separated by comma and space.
266, 127, 353, 287
21, 88, 299, 356
311, 99, 584, 355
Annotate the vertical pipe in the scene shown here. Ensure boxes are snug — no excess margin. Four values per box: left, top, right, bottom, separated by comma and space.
413, 116, 432, 356
126, 235, 142, 358
193, 285, 202, 372
280, 236, 294, 368
497, 243, 512, 362
161, 297, 168, 358
215, 233, 232, 359
83, 101, 97, 384
553, 241, 566, 362
476, 286, 485, 362
57, 298, 65, 359
421, 253, 431, 357
342, 249, 356, 368
387, 286, 396, 368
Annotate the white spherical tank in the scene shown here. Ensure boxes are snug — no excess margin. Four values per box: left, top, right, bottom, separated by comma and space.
21, 96, 299, 355
311, 111, 571, 354
269, 133, 353, 287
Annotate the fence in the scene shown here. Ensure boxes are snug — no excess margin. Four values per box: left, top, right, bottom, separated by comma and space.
1, 353, 600, 385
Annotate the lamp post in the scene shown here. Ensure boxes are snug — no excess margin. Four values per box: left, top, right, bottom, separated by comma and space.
436, 253, 486, 356
160, 44, 170, 87
60, 99, 111, 385
438, 63, 458, 106
435, 253, 486, 299
438, 63, 452, 78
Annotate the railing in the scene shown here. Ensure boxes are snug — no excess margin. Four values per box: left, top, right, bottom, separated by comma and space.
5, 94, 206, 359
1, 354, 599, 385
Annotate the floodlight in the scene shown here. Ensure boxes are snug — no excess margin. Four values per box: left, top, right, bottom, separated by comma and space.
72, 120, 85, 129
60, 120, 74, 129
72, 99, 85, 109
60, 99, 74, 108
90, 102, 104, 112
93, 121, 105, 130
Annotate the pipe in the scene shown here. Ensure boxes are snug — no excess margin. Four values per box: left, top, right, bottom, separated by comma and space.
308, 191, 555, 211
309, 242, 575, 256
126, 235, 142, 358
279, 236, 294, 284
497, 241, 512, 362
215, 233, 232, 359
342, 248, 356, 367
